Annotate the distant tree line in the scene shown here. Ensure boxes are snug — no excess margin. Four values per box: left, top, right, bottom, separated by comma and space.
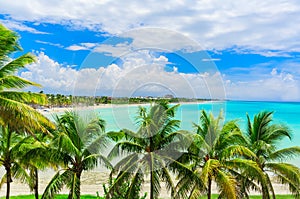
37, 92, 217, 108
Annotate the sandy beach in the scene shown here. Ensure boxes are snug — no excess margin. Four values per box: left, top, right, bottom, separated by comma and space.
38, 101, 221, 114
0, 169, 293, 198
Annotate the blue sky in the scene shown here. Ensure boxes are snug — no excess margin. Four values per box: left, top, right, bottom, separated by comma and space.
1, 1, 300, 101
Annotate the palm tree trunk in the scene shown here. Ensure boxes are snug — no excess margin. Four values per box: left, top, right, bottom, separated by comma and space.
261, 182, 271, 199
6, 165, 12, 199
76, 172, 81, 199
34, 167, 39, 199
150, 170, 154, 199
266, 175, 276, 199
207, 177, 212, 199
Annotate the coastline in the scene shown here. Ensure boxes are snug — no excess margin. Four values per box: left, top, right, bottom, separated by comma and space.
26, 100, 298, 197
38, 100, 223, 114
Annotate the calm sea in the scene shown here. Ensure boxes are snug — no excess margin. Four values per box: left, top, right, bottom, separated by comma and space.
92, 100, 300, 166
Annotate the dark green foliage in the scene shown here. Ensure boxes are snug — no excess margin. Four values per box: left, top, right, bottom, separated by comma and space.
103, 177, 147, 199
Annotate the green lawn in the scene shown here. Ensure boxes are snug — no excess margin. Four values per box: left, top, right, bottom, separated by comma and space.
197, 195, 295, 199
0, 195, 102, 199
0, 194, 296, 199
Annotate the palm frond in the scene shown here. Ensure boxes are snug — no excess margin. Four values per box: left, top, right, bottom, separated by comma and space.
67, 172, 80, 199
108, 141, 144, 159
200, 159, 220, 184
107, 161, 139, 199
215, 169, 237, 199
160, 166, 175, 196
0, 24, 22, 60
266, 162, 300, 189
125, 168, 144, 199
112, 153, 140, 174
82, 154, 112, 171
268, 146, 300, 162
220, 145, 256, 159
253, 111, 273, 142
84, 133, 111, 154
0, 78, 38, 94
41, 170, 71, 199
0, 96, 54, 133
11, 162, 30, 185
0, 53, 36, 75
0, 91, 47, 104
265, 124, 292, 143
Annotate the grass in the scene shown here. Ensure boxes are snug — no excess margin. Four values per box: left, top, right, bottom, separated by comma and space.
0, 194, 296, 199
0, 195, 103, 199
197, 195, 296, 199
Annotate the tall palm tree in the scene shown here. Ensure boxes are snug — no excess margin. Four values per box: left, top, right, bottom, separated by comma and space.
245, 111, 300, 199
107, 102, 191, 199
175, 110, 263, 199
19, 132, 57, 199
0, 126, 31, 199
42, 111, 113, 199
0, 24, 54, 133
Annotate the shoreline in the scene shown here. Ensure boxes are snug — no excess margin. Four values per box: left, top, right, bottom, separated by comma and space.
38, 100, 223, 114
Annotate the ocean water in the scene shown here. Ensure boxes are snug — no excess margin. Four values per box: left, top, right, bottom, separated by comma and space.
93, 101, 300, 166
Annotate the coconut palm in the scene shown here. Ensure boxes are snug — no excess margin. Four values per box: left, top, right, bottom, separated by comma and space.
107, 102, 191, 199
18, 132, 57, 199
0, 126, 32, 199
41, 111, 113, 199
0, 24, 54, 133
175, 110, 263, 199
245, 111, 300, 199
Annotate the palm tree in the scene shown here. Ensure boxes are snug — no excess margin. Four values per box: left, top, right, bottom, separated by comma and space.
175, 110, 263, 199
42, 111, 113, 199
107, 102, 191, 199
0, 126, 31, 199
245, 111, 300, 199
19, 132, 57, 199
0, 24, 54, 133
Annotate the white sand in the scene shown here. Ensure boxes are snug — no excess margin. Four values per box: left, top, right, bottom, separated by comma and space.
38, 101, 220, 114
0, 169, 293, 198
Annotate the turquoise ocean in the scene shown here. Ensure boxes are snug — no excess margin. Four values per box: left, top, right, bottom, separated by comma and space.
92, 100, 300, 166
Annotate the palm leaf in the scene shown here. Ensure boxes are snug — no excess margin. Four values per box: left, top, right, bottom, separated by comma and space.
67, 172, 80, 199
0, 53, 36, 76
41, 170, 72, 199
125, 168, 144, 199
0, 96, 54, 133
268, 146, 300, 161
0, 91, 46, 104
215, 169, 237, 199
0, 76, 41, 90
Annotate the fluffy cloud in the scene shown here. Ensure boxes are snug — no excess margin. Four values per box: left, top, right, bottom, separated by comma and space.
224, 66, 300, 101
0, 19, 48, 34
1, 0, 300, 52
20, 51, 300, 101
21, 51, 225, 99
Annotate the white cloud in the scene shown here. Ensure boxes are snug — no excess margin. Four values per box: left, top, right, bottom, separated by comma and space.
1, 0, 300, 53
20, 51, 300, 101
65, 45, 89, 51
224, 67, 300, 101
65, 28, 203, 56
93, 43, 130, 57
21, 51, 225, 99
0, 19, 48, 34
35, 40, 64, 48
